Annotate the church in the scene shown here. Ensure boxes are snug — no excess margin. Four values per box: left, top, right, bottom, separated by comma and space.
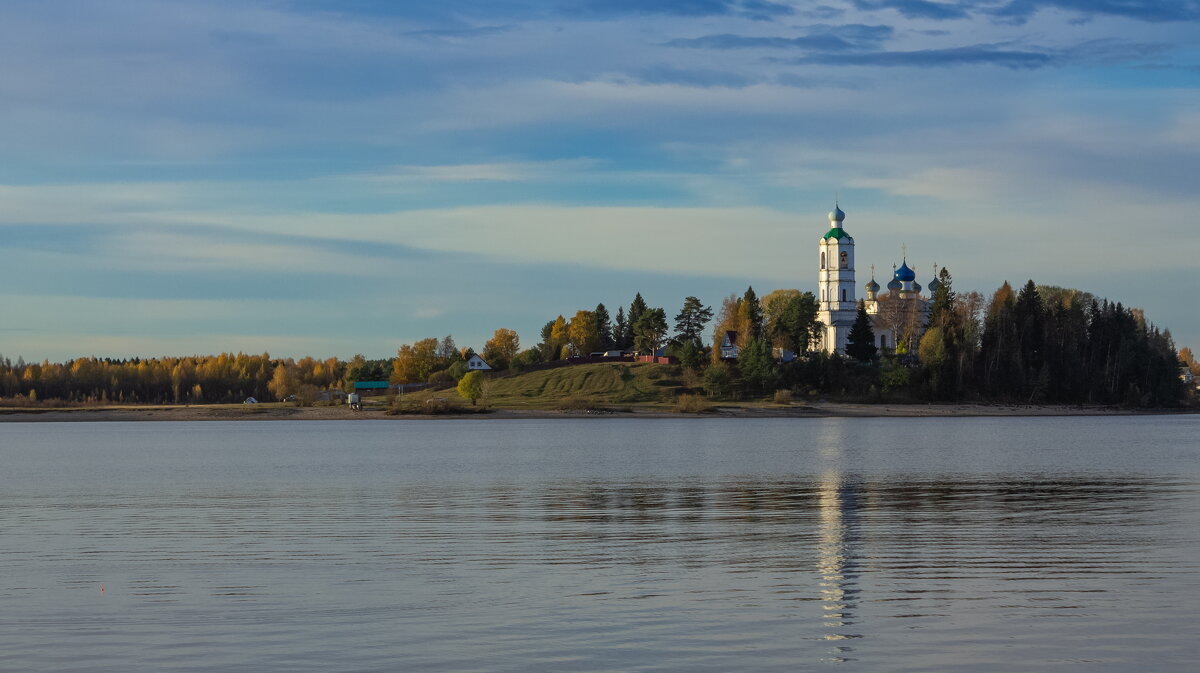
816, 204, 939, 355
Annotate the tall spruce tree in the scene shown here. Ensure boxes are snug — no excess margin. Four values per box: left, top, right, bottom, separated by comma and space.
594, 303, 613, 350
1014, 280, 1044, 395
742, 286, 764, 341
626, 293, 648, 349
845, 300, 878, 362
613, 307, 628, 350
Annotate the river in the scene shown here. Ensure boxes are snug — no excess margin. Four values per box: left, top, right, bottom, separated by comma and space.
2, 416, 1197, 671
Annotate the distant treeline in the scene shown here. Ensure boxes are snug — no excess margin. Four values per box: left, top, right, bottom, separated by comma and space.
0, 353, 392, 405
1, 275, 1194, 407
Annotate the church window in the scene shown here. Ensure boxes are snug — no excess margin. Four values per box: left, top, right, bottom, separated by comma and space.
839, 251, 848, 269
841, 289, 846, 302
820, 252, 825, 269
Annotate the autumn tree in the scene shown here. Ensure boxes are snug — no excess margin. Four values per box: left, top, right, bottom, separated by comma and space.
391, 338, 439, 384
711, 294, 748, 362
548, 316, 569, 360
268, 360, 299, 400
980, 281, 1019, 396
1181, 347, 1199, 376
568, 310, 601, 355
457, 370, 484, 405
483, 328, 520, 370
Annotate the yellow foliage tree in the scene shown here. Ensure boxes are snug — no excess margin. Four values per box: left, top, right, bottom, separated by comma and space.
548, 316, 569, 360
392, 338, 439, 384
483, 328, 520, 370
568, 310, 600, 355
457, 370, 484, 405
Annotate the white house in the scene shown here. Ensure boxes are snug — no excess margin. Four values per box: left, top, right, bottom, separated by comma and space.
466, 354, 492, 371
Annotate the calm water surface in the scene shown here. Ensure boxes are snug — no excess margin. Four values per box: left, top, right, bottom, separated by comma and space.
1, 416, 1198, 672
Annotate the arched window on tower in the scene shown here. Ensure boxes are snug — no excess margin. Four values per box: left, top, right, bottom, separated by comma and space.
841, 289, 846, 302
839, 251, 848, 269
821, 252, 825, 269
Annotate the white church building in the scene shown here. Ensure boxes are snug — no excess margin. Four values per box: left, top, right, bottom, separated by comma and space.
816, 204, 937, 355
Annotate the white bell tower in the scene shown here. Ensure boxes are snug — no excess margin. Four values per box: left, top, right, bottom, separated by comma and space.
817, 203, 857, 353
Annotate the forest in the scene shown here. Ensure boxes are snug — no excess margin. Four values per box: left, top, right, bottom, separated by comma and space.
1, 272, 1195, 408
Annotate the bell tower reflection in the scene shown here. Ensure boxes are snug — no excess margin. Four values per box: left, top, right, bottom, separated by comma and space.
815, 423, 863, 662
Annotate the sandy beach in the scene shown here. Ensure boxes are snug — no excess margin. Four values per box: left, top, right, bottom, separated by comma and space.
0, 402, 1192, 422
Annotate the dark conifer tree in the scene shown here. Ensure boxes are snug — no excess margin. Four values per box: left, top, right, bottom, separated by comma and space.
743, 286, 764, 341
673, 296, 713, 347
628, 293, 648, 326
738, 336, 776, 391
613, 307, 628, 350
846, 300, 878, 362
594, 303, 613, 350
1014, 280, 1044, 395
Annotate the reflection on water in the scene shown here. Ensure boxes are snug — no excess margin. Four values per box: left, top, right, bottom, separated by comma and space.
1, 417, 1198, 672
817, 474, 860, 662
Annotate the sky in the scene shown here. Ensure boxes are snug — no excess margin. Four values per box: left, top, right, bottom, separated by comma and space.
2, 0, 1198, 361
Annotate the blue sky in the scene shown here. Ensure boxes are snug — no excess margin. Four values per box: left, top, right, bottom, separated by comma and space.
3, 0, 1198, 360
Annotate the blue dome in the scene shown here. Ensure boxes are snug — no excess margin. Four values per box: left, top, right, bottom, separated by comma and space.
887, 277, 902, 291
928, 276, 942, 293
829, 205, 845, 223
895, 261, 916, 282
912, 281, 922, 294
865, 278, 880, 292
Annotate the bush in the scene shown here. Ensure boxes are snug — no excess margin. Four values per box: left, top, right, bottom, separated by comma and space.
386, 397, 489, 415
674, 394, 714, 413
427, 369, 455, 388
703, 362, 733, 399
773, 389, 792, 405
880, 358, 912, 392
447, 360, 469, 381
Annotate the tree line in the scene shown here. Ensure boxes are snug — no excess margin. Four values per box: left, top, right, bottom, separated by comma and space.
2, 277, 1192, 407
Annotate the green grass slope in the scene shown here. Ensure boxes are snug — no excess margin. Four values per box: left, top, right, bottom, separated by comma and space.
410, 362, 690, 409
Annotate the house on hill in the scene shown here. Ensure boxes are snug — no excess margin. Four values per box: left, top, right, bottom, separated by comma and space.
720, 331, 739, 360
466, 354, 492, 371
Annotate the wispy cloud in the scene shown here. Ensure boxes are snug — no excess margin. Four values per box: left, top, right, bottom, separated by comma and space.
986, 0, 1200, 24
666, 23, 894, 50
850, 0, 970, 21
786, 43, 1054, 68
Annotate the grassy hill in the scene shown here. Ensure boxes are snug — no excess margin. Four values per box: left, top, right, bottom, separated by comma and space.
402, 362, 693, 410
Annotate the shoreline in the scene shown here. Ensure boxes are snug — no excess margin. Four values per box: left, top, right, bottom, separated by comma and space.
0, 402, 1194, 422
